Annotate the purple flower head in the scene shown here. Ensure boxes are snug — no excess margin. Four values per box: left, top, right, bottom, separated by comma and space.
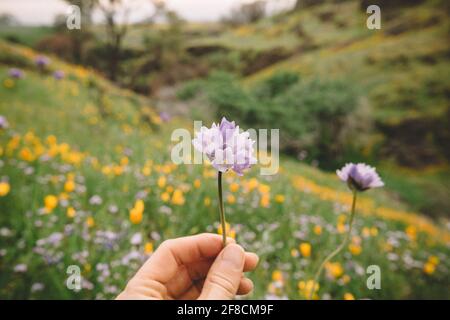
337, 163, 384, 192
8, 68, 24, 79
53, 70, 65, 80
159, 111, 171, 122
35, 55, 50, 67
192, 117, 257, 175
0, 115, 9, 129
219, 117, 236, 141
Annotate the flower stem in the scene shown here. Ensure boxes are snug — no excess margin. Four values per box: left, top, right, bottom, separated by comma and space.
308, 190, 357, 300
218, 171, 227, 247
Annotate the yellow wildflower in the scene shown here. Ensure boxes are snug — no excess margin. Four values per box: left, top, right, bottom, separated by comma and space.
227, 194, 236, 204
325, 262, 344, 279
67, 207, 76, 218
428, 255, 439, 265
272, 270, 283, 282
229, 182, 239, 192
218, 222, 236, 239
64, 179, 75, 193
171, 189, 185, 205
423, 262, 436, 275
344, 293, 355, 300
274, 194, 285, 203
247, 178, 259, 191
157, 176, 166, 188
129, 200, 144, 224
348, 244, 362, 256
406, 225, 417, 241
423, 262, 435, 275
3, 79, 14, 88
258, 184, 270, 194
298, 280, 319, 300
299, 243, 311, 258
362, 227, 371, 238
120, 157, 129, 166
129, 207, 143, 224
19, 148, 35, 162
0, 182, 10, 197
86, 216, 95, 228
144, 242, 154, 254
161, 192, 170, 202
370, 227, 378, 236
313, 225, 322, 235
260, 194, 270, 207
204, 197, 211, 206
193, 179, 201, 189
337, 222, 346, 234
44, 195, 58, 213
142, 166, 152, 176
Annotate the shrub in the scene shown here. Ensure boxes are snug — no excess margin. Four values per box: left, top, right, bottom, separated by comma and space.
176, 80, 204, 101
200, 72, 368, 168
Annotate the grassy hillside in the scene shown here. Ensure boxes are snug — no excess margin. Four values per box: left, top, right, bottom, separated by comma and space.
0, 41, 449, 299
172, 0, 450, 218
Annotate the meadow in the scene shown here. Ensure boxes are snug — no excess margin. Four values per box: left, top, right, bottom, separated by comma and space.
0, 39, 449, 300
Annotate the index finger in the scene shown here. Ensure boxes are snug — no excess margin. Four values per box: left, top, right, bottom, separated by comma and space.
135, 233, 233, 284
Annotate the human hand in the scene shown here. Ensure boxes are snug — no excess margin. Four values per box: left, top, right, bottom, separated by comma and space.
116, 233, 259, 300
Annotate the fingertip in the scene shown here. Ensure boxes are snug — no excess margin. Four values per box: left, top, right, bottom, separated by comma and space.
237, 277, 254, 295
244, 252, 259, 271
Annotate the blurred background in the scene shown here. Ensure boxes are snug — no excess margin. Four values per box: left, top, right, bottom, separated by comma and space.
0, 0, 449, 299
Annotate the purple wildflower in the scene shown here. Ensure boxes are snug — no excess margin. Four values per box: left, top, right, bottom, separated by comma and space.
159, 111, 171, 122
337, 163, 384, 191
89, 195, 103, 205
35, 55, 50, 67
0, 115, 9, 129
53, 70, 65, 80
8, 68, 24, 79
192, 117, 257, 175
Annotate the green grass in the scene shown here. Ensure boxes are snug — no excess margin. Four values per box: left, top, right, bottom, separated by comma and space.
0, 41, 449, 300
0, 26, 54, 47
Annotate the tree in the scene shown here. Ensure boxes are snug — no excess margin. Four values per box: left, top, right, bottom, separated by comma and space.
62, 0, 98, 63
97, 0, 135, 81
292, 0, 326, 11
222, 1, 266, 25
0, 13, 19, 26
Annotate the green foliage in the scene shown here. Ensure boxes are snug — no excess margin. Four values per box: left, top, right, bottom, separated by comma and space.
194, 71, 365, 167
1, 42, 449, 300
176, 80, 203, 101
253, 71, 299, 99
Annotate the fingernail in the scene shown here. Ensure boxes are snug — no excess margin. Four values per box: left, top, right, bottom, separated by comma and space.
222, 244, 244, 267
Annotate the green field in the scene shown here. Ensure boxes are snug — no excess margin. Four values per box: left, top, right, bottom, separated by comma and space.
0, 39, 449, 299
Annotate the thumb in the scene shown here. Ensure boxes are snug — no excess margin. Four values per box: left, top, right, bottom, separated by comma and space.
199, 244, 245, 300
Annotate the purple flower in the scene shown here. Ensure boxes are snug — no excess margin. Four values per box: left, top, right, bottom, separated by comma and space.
53, 70, 65, 80
35, 55, 50, 67
14, 264, 28, 273
89, 195, 103, 205
8, 68, 24, 79
192, 117, 257, 175
219, 117, 236, 141
159, 111, 171, 122
0, 115, 9, 129
337, 163, 384, 191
